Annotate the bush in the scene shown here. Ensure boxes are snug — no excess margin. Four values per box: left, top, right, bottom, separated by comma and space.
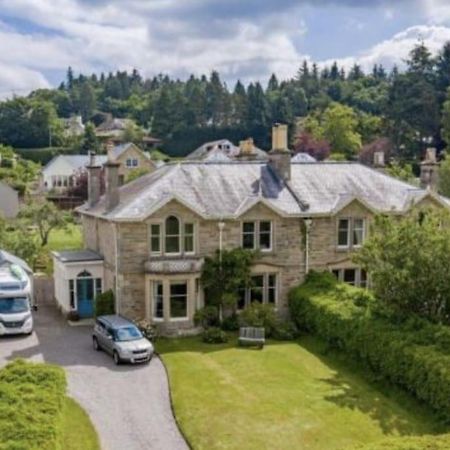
289, 271, 450, 421
202, 327, 228, 344
271, 320, 298, 341
221, 313, 239, 331
0, 359, 67, 450
136, 319, 159, 341
95, 290, 115, 317
239, 303, 277, 336
353, 433, 450, 449
194, 305, 219, 328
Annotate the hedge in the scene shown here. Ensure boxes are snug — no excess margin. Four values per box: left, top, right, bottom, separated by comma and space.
0, 359, 67, 450
353, 433, 450, 450
95, 289, 115, 317
288, 272, 450, 422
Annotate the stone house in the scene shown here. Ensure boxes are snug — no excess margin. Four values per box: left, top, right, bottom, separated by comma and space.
53, 124, 449, 333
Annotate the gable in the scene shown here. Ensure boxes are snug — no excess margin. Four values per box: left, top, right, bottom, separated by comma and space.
237, 200, 283, 220
43, 157, 79, 176
144, 197, 205, 222
332, 197, 376, 217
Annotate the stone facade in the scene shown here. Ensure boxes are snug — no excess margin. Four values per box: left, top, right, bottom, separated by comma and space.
112, 144, 156, 185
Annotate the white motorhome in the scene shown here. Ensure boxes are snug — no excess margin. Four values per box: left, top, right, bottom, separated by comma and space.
0, 251, 34, 336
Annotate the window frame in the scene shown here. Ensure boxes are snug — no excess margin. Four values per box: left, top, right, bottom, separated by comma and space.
169, 280, 188, 321
241, 220, 273, 252
152, 280, 164, 321
331, 267, 368, 288
242, 221, 256, 250
150, 223, 162, 255
259, 221, 273, 252
237, 273, 278, 310
184, 222, 195, 255
165, 215, 182, 255
337, 217, 366, 249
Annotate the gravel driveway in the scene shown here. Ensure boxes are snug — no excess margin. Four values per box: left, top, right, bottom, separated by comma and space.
0, 305, 188, 450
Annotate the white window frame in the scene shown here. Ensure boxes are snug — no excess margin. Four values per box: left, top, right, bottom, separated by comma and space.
169, 280, 189, 321
331, 268, 368, 288
241, 221, 273, 252
337, 217, 365, 249
165, 215, 182, 255
151, 280, 164, 321
237, 273, 278, 310
150, 222, 162, 255
184, 222, 195, 255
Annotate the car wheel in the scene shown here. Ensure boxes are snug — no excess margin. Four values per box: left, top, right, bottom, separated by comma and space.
113, 351, 121, 365
93, 336, 100, 351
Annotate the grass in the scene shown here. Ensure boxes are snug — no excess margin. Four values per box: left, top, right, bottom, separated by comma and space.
61, 397, 100, 450
41, 223, 83, 274
157, 335, 447, 450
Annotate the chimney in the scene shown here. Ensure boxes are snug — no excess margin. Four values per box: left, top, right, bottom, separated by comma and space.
373, 151, 385, 168
236, 138, 256, 160
106, 140, 115, 160
104, 159, 120, 210
86, 152, 101, 207
269, 124, 291, 181
420, 147, 439, 190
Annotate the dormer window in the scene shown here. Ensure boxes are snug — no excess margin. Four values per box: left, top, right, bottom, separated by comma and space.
338, 218, 365, 249
150, 216, 196, 255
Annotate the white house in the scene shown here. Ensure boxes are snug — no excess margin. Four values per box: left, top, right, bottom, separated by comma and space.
0, 182, 19, 218
42, 155, 108, 192
52, 250, 104, 318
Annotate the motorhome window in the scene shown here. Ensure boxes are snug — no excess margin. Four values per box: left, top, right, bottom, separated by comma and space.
0, 297, 29, 314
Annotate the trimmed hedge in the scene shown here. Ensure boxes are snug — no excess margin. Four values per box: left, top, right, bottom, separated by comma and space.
0, 359, 67, 450
288, 272, 450, 422
95, 289, 115, 317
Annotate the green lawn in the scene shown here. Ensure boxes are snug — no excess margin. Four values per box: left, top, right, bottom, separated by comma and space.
47, 223, 83, 252
62, 397, 100, 450
157, 336, 446, 450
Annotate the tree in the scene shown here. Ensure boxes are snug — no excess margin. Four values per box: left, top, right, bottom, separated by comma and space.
19, 200, 69, 247
355, 210, 450, 323
293, 132, 330, 161
201, 248, 256, 316
81, 122, 100, 154
122, 121, 145, 144
438, 156, 450, 197
78, 82, 96, 122
441, 87, 450, 148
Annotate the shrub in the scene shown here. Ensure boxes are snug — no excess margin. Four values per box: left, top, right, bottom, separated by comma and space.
136, 319, 159, 341
271, 320, 298, 341
202, 327, 228, 344
238, 303, 278, 336
194, 305, 219, 328
95, 290, 115, 317
0, 359, 67, 450
352, 433, 450, 449
289, 271, 450, 421
221, 313, 239, 331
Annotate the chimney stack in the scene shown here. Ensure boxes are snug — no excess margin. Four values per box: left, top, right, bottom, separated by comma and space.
373, 151, 385, 168
269, 124, 291, 181
86, 152, 101, 207
104, 159, 121, 211
106, 140, 115, 161
420, 147, 439, 190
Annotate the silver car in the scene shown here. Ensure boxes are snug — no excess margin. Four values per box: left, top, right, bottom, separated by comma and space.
93, 315, 154, 365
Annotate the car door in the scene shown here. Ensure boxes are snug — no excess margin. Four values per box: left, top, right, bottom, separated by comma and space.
95, 320, 107, 349
104, 326, 115, 354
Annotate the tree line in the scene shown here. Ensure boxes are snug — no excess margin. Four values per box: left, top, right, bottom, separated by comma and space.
1, 41, 450, 159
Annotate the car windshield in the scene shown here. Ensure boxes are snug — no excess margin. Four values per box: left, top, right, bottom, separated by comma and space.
115, 325, 143, 342
0, 297, 29, 314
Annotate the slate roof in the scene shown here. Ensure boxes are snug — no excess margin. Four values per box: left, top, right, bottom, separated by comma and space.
53, 250, 104, 263
43, 155, 108, 173
78, 160, 444, 221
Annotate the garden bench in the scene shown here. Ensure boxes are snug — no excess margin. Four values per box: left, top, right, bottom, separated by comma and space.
238, 327, 265, 348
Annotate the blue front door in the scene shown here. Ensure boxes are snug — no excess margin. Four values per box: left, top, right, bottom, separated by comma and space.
77, 278, 94, 318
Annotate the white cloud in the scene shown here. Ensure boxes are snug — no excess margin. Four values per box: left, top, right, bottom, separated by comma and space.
322, 25, 450, 72
0, 63, 50, 99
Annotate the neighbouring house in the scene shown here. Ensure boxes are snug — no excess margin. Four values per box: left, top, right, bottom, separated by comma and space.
53, 124, 449, 334
42, 154, 108, 192
61, 115, 85, 137
291, 153, 317, 163
0, 182, 19, 218
187, 138, 268, 161
42, 143, 160, 192
105, 142, 159, 186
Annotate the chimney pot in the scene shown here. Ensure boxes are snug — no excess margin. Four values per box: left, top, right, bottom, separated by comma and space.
272, 123, 288, 151
373, 151, 385, 168
420, 148, 440, 190
269, 124, 291, 181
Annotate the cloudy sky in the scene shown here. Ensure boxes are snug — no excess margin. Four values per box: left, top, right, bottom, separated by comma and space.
1, 0, 450, 98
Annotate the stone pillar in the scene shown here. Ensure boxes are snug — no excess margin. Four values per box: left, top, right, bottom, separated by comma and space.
86, 152, 101, 207
104, 160, 120, 210
269, 123, 291, 181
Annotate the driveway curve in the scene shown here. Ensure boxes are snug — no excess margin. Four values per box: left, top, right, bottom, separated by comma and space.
0, 305, 188, 450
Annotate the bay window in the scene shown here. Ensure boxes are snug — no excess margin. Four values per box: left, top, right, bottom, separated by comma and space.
170, 281, 188, 319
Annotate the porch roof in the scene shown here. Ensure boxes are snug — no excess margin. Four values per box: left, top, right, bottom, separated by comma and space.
53, 249, 104, 264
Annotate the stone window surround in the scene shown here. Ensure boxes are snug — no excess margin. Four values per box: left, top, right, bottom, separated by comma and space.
145, 274, 202, 323
240, 220, 274, 252
148, 215, 198, 257
237, 272, 279, 310
331, 267, 368, 288
336, 217, 366, 250
126, 158, 139, 168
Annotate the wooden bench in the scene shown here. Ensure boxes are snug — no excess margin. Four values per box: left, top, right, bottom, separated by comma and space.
238, 327, 265, 348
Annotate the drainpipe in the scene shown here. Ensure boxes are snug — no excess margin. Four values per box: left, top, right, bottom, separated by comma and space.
114, 222, 120, 315
304, 218, 312, 275
218, 220, 225, 322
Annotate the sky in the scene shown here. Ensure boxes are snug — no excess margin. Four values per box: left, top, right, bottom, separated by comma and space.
1, 0, 450, 98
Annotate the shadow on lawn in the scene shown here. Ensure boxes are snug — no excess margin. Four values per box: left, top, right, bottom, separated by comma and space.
299, 337, 447, 437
